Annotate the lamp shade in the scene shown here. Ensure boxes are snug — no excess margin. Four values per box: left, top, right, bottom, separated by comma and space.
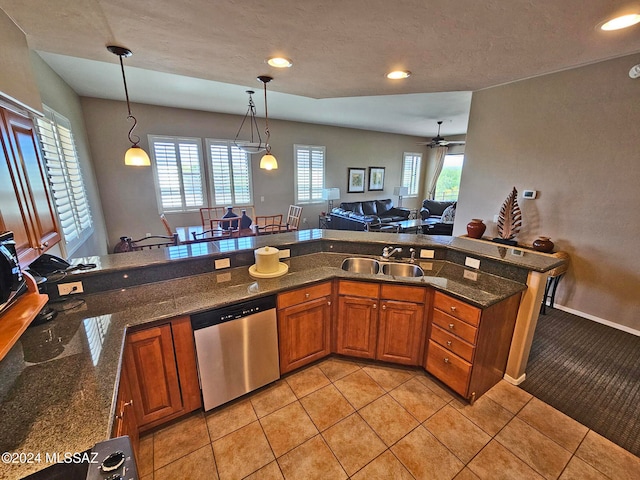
125, 146, 151, 166
260, 153, 278, 170
393, 186, 409, 196
323, 187, 341, 200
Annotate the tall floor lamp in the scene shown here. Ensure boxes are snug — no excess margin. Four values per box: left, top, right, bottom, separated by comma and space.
394, 186, 409, 207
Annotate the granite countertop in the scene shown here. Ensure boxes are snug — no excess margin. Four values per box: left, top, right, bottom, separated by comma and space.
0, 249, 527, 479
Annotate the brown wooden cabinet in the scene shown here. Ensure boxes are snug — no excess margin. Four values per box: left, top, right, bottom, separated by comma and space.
123, 316, 201, 432
277, 282, 332, 374
377, 284, 426, 365
425, 291, 521, 402
336, 281, 427, 365
336, 281, 379, 359
112, 355, 139, 458
0, 106, 60, 267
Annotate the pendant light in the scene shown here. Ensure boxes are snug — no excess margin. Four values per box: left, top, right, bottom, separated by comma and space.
107, 45, 151, 166
257, 75, 278, 170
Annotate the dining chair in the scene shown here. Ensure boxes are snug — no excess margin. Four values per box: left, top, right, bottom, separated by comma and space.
285, 205, 303, 230
127, 233, 179, 250
160, 213, 174, 236
254, 214, 285, 235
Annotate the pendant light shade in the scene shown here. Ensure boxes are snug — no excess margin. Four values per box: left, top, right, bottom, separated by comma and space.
258, 75, 278, 170
107, 45, 151, 166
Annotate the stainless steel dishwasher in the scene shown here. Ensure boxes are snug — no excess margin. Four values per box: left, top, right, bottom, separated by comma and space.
191, 295, 280, 411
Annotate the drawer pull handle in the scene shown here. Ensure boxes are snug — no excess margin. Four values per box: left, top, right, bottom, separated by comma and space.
444, 357, 450, 364
447, 341, 452, 346
373, 303, 377, 309
305, 293, 310, 298
382, 305, 387, 310
450, 306, 457, 312
327, 300, 332, 306
448, 323, 455, 330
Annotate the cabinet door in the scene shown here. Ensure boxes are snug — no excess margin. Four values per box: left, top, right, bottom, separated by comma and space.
125, 324, 183, 427
112, 357, 139, 458
278, 296, 331, 373
0, 109, 60, 266
336, 295, 378, 359
377, 300, 425, 365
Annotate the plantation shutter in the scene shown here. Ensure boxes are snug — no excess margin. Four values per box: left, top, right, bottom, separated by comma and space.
150, 136, 204, 211
295, 144, 325, 204
402, 152, 422, 196
35, 107, 93, 255
206, 140, 252, 206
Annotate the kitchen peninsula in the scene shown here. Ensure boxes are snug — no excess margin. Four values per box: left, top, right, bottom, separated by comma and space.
0, 230, 562, 478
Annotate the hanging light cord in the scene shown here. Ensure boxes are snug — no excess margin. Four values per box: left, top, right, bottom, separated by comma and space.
117, 53, 141, 147
260, 77, 272, 154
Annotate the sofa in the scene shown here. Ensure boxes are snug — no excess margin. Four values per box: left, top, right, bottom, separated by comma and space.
329, 199, 410, 231
420, 199, 456, 235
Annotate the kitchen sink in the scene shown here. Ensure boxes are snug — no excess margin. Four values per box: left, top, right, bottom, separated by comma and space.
341, 257, 380, 274
381, 262, 424, 277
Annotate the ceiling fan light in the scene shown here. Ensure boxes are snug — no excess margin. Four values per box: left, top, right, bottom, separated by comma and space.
267, 57, 293, 68
125, 145, 151, 166
600, 13, 640, 30
260, 154, 278, 170
386, 70, 411, 79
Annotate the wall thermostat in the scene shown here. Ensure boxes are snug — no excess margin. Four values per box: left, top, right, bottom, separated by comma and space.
522, 190, 537, 199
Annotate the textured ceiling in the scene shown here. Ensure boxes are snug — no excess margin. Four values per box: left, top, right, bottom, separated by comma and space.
1, 0, 639, 136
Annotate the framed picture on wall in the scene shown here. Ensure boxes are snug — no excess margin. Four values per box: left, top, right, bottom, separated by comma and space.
347, 168, 366, 193
368, 167, 385, 191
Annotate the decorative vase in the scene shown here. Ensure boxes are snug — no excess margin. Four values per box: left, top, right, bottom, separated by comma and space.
466, 219, 486, 239
222, 207, 239, 230
532, 236, 554, 253
240, 209, 253, 229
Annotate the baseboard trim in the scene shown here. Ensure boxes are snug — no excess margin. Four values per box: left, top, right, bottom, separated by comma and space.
552, 304, 640, 337
503, 373, 526, 385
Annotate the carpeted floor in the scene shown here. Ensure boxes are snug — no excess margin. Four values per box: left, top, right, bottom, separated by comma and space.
520, 307, 640, 457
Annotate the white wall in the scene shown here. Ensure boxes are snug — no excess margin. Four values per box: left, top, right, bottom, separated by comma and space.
456, 53, 640, 332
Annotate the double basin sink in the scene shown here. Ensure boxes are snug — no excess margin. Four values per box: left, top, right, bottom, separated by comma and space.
341, 257, 424, 277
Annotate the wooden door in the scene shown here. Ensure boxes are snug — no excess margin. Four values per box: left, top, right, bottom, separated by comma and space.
336, 295, 378, 359
377, 300, 425, 365
125, 324, 183, 427
278, 296, 331, 373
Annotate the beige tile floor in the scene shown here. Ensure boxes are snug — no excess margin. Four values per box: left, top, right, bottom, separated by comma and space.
137, 357, 640, 480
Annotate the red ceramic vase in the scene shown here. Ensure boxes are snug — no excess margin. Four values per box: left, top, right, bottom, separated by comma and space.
532, 236, 554, 253
466, 219, 486, 239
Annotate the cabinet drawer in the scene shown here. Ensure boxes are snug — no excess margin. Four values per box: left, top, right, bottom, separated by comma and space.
434, 292, 481, 326
430, 325, 475, 363
432, 309, 478, 345
426, 340, 471, 398
277, 282, 332, 309
380, 284, 426, 303
338, 280, 379, 298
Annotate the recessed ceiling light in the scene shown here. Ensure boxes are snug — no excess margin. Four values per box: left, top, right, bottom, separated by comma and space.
600, 13, 640, 31
386, 70, 412, 80
267, 57, 293, 68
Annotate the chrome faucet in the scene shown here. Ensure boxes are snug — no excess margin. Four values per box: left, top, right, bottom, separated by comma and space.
409, 248, 416, 263
382, 246, 402, 260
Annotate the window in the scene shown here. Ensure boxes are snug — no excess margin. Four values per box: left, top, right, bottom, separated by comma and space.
205, 140, 252, 205
149, 136, 205, 212
294, 144, 325, 204
435, 154, 464, 201
401, 152, 422, 196
35, 106, 93, 256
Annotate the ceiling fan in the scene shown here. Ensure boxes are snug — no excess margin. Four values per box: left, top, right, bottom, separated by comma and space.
417, 121, 466, 148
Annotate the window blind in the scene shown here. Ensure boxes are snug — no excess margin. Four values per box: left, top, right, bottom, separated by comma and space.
295, 144, 325, 204
35, 106, 93, 256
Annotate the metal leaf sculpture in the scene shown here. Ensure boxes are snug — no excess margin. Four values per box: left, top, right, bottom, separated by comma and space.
497, 187, 522, 240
